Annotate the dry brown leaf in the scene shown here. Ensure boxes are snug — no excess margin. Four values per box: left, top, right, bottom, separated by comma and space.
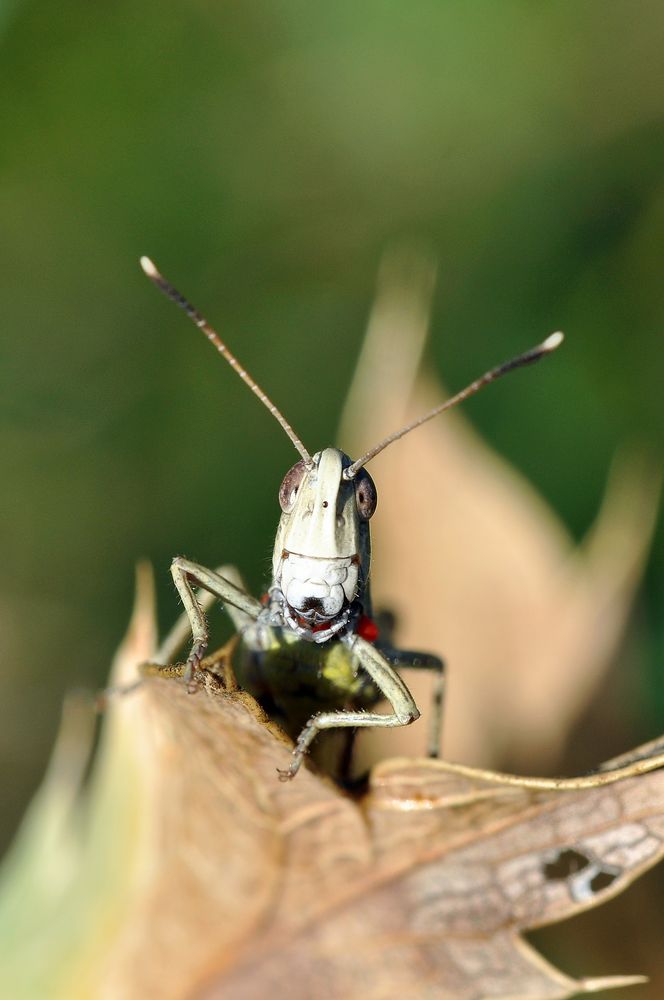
338, 249, 660, 769
5, 567, 664, 1000
97, 652, 664, 999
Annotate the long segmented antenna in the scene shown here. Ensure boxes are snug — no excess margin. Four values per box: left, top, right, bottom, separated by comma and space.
344, 331, 564, 478
140, 257, 313, 466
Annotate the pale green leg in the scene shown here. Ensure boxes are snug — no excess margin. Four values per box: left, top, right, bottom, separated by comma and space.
157, 564, 254, 665
98, 564, 258, 704
170, 557, 262, 686
278, 633, 420, 781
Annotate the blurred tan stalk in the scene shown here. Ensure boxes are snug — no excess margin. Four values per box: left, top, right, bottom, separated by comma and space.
0, 564, 159, 1000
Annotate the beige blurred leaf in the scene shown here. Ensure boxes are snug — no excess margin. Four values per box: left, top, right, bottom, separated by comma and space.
338, 248, 660, 769
0, 562, 158, 1000
5, 570, 664, 998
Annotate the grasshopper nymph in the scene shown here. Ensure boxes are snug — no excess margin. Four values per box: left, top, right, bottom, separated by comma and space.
141, 256, 563, 780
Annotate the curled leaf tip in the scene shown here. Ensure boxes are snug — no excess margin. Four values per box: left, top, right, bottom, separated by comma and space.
109, 561, 157, 687
580, 973, 648, 992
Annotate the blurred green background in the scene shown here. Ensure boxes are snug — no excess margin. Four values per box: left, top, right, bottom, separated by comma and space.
1, 0, 663, 990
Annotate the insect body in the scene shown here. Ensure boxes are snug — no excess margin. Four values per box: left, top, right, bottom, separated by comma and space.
141, 256, 563, 779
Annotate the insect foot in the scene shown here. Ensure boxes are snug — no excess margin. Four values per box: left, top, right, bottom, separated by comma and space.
276, 758, 301, 782
277, 721, 319, 781
183, 642, 206, 693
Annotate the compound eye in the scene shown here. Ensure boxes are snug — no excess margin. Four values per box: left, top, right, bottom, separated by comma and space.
354, 469, 377, 520
278, 460, 307, 513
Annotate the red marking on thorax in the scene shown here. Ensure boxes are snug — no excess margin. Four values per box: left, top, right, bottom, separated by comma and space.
356, 615, 379, 643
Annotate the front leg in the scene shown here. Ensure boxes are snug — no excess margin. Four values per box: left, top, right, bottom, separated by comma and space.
171, 556, 262, 687
278, 634, 420, 781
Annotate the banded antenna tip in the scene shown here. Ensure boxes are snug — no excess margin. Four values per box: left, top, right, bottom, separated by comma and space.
542, 331, 564, 352
344, 328, 567, 477
140, 256, 159, 279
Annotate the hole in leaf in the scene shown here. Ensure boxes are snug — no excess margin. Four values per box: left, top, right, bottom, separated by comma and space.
544, 848, 590, 880
589, 869, 618, 893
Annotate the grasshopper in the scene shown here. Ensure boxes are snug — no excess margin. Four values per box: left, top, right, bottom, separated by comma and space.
141, 256, 563, 780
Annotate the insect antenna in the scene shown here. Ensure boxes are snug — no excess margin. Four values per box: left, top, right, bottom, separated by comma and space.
344, 331, 564, 478
140, 257, 312, 465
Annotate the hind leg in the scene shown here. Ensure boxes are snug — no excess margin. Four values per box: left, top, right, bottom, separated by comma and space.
377, 645, 445, 757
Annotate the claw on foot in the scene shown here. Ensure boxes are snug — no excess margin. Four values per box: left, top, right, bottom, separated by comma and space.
277, 754, 303, 781
184, 662, 202, 694
183, 644, 206, 693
